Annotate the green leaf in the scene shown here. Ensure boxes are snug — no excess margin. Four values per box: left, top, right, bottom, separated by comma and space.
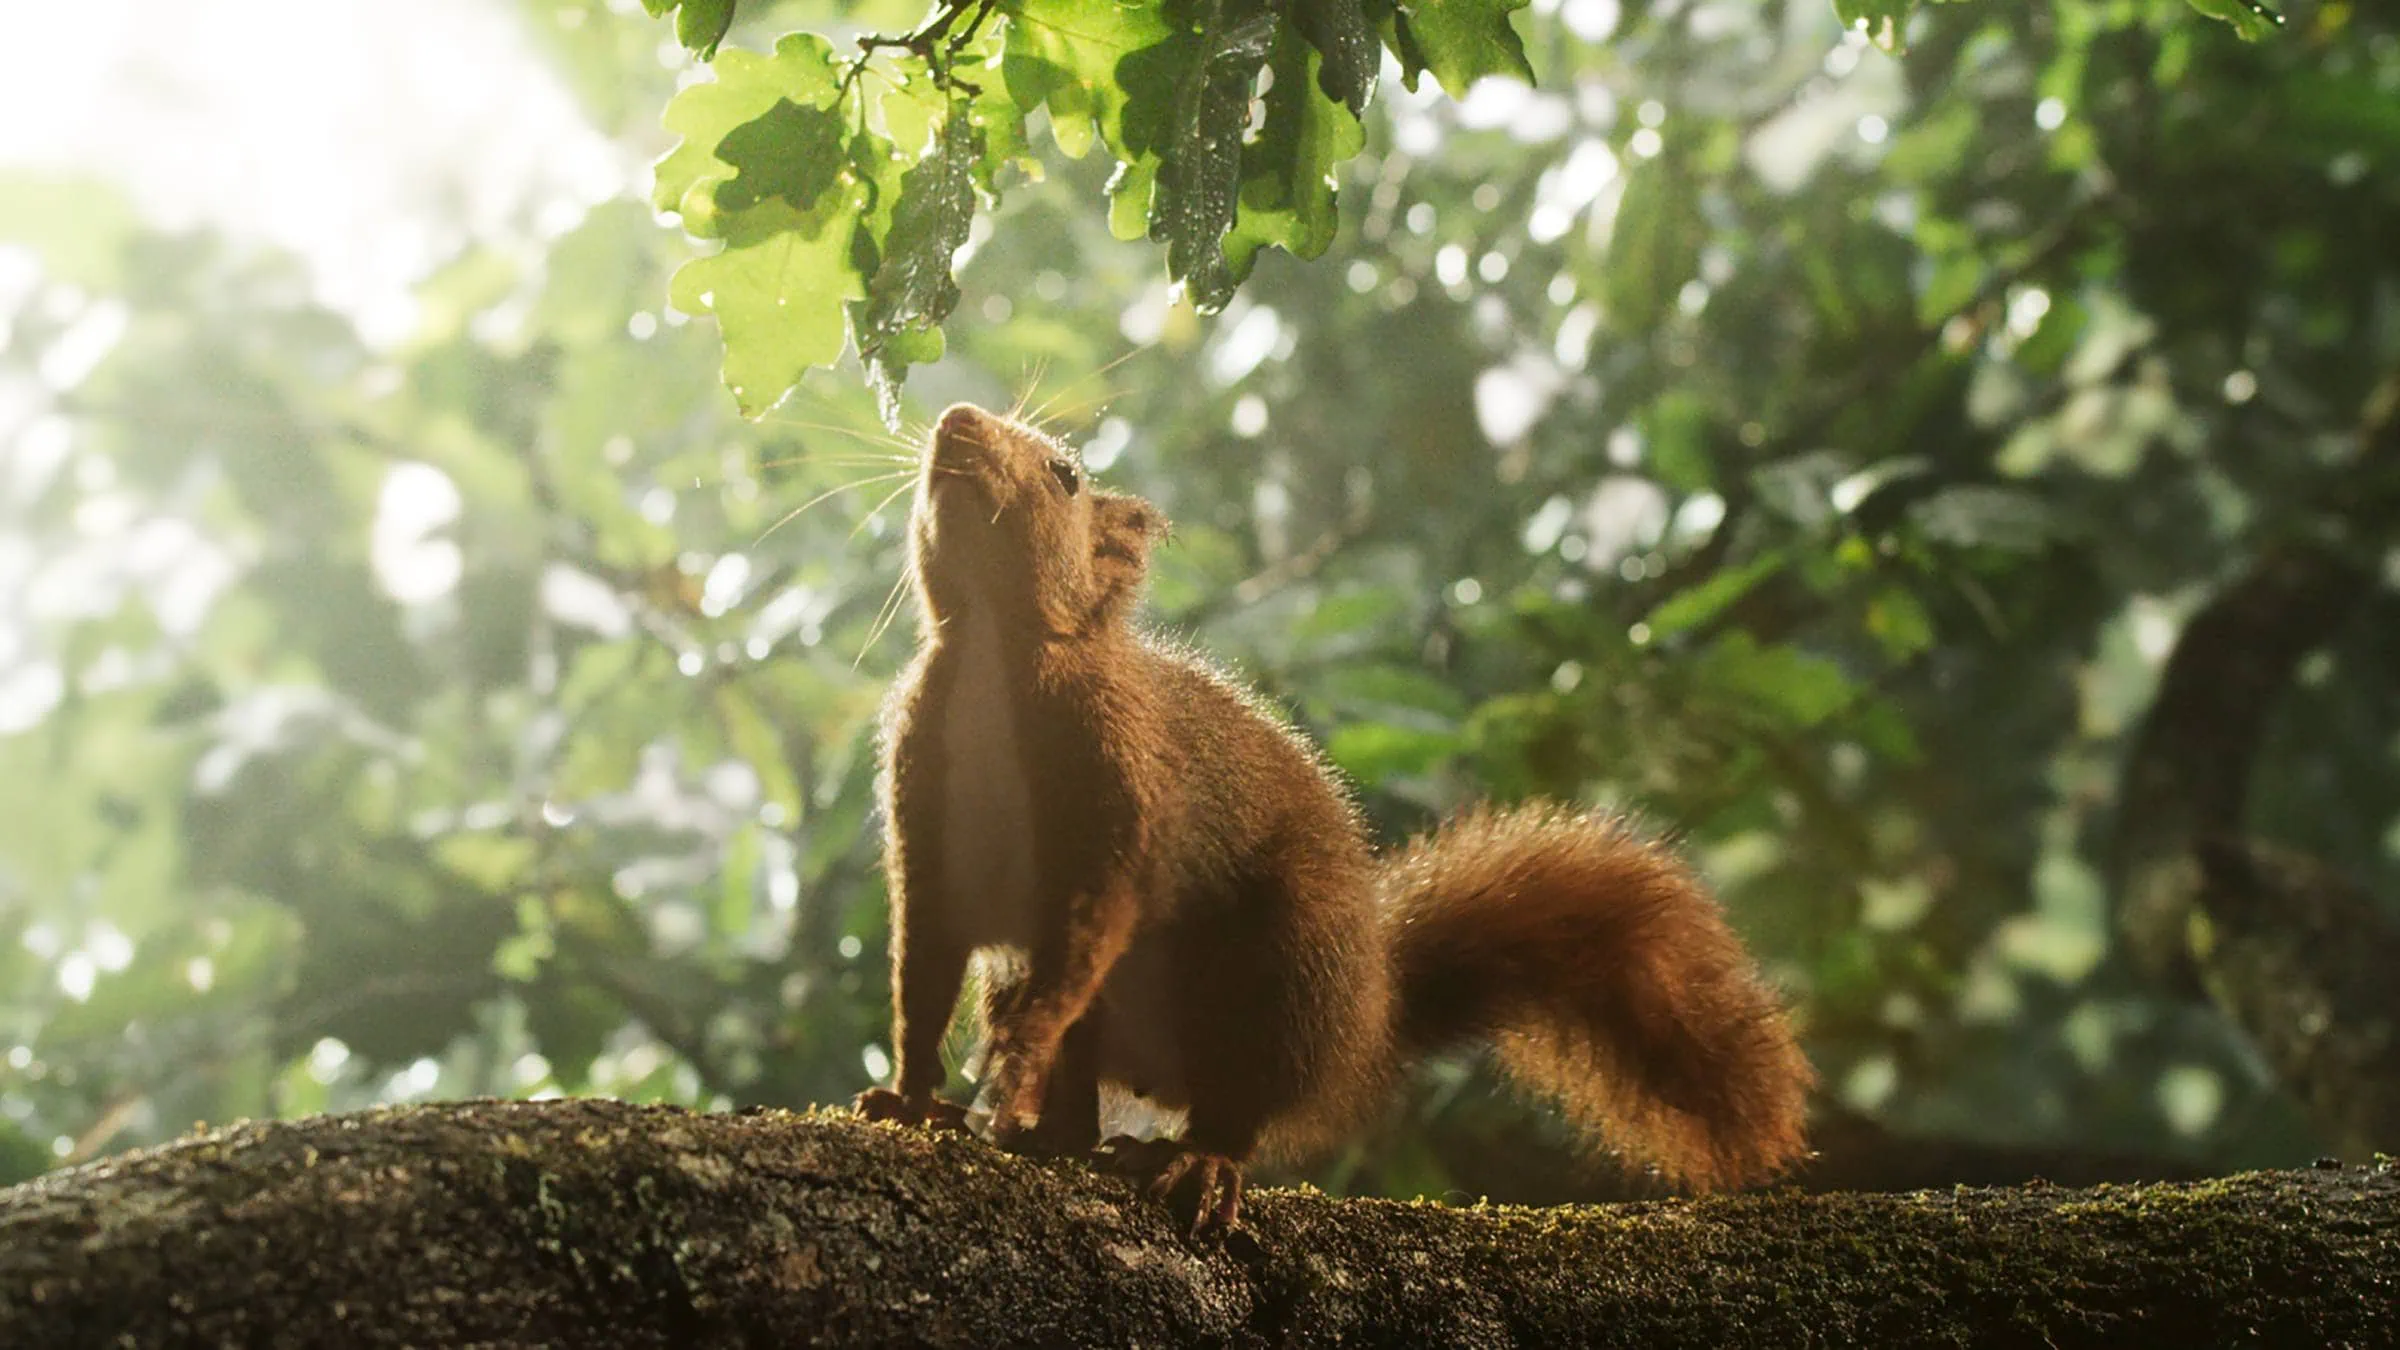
2283, 71, 2400, 158
1865, 587, 1935, 660
1122, 0, 1281, 310
677, 0, 737, 59
1225, 31, 1366, 278
1326, 721, 1460, 784
866, 328, 947, 424
858, 102, 981, 404
963, 75, 1036, 193
1395, 0, 1532, 98
1292, 0, 1378, 115
1109, 160, 1161, 241
1916, 252, 1983, 328
1293, 586, 1407, 639
1643, 391, 1715, 494
1321, 665, 1470, 719
714, 99, 848, 213
1004, 0, 1177, 162
1645, 552, 1787, 640
655, 35, 845, 226
1606, 146, 1704, 332
493, 894, 556, 984
1369, 0, 1433, 91
670, 189, 870, 416
2183, 0, 2285, 40
1832, 0, 1912, 49
656, 36, 875, 415
0, 173, 142, 289
2012, 293, 2086, 376
1905, 485, 2054, 553
1693, 631, 1859, 730
719, 822, 765, 940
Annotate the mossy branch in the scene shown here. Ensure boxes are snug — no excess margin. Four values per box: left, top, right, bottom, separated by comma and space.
3, 1098, 2396, 1347
2110, 367, 2400, 1152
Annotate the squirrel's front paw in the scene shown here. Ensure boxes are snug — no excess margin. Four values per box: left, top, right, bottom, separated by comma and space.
989, 1109, 1048, 1154
852, 1088, 972, 1134
851, 1086, 917, 1122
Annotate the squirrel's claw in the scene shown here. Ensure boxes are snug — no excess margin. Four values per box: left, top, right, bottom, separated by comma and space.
1159, 1151, 1245, 1237
851, 1086, 910, 1122
852, 1087, 972, 1134
1095, 1135, 1246, 1236
989, 1112, 1041, 1153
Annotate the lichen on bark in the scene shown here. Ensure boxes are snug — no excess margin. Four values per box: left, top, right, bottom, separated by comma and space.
3, 1098, 2396, 1347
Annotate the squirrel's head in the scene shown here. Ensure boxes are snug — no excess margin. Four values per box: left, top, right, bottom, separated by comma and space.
911, 403, 1165, 637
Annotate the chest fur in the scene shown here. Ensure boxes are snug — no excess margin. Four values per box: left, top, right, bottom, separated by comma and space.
927, 608, 1041, 948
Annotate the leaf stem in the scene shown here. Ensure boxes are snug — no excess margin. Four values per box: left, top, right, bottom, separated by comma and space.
853, 0, 1001, 93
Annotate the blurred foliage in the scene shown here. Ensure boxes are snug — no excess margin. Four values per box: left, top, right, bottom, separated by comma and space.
645, 0, 2290, 413
1, 0, 2395, 1204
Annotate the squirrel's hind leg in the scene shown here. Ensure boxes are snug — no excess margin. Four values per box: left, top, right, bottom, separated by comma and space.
1095, 1136, 1246, 1236
1098, 862, 1373, 1235
1094, 1110, 1258, 1238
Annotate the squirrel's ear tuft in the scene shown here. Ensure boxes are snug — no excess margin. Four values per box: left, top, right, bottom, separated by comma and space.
1094, 493, 1168, 544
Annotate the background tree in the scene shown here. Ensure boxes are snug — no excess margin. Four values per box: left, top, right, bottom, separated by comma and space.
0, 0, 2392, 1209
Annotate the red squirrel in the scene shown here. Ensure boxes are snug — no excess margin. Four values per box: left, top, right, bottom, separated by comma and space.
852, 402, 1814, 1232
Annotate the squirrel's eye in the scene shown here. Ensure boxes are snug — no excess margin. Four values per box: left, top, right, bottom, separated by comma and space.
1049, 459, 1082, 496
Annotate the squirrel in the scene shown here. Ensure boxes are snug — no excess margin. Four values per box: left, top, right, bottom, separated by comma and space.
852, 402, 1814, 1233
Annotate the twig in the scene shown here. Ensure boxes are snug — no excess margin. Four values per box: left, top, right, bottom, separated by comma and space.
851, 0, 999, 92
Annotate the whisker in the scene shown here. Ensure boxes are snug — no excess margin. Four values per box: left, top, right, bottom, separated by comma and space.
1026, 344, 1145, 430
1007, 359, 1033, 420
753, 414, 920, 454
753, 470, 921, 546
1034, 384, 1125, 436
854, 566, 915, 670
1009, 354, 1054, 422
756, 453, 922, 471
847, 476, 920, 543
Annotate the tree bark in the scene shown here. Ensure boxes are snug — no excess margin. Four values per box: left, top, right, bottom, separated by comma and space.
4, 1098, 2395, 1348
2107, 366, 2400, 1154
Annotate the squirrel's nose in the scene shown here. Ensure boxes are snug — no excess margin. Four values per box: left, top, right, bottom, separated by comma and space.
935, 404, 991, 444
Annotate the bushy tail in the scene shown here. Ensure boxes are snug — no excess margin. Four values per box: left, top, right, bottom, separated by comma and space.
1379, 804, 1813, 1190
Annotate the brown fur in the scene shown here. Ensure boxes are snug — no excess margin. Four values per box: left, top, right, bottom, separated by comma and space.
857, 404, 1813, 1228
1381, 806, 1814, 1188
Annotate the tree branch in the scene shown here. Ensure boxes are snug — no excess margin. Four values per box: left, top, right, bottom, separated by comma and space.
2109, 539, 2381, 983
2185, 837, 2400, 1158
4, 1100, 2395, 1347
2109, 367, 2400, 1151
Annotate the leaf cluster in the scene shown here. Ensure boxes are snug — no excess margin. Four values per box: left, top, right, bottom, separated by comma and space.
653, 0, 1547, 412
652, 0, 2290, 412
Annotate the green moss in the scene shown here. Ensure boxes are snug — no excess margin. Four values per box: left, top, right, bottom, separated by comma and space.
2, 1101, 2395, 1348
